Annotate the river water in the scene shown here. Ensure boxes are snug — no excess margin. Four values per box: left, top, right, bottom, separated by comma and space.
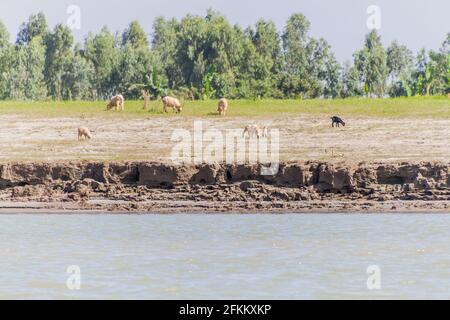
0, 214, 449, 300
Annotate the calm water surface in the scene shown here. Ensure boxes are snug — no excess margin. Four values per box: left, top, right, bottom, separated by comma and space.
0, 214, 449, 299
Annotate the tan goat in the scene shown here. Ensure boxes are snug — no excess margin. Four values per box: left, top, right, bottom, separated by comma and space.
218, 98, 229, 116
162, 96, 182, 113
243, 125, 268, 139
78, 127, 92, 140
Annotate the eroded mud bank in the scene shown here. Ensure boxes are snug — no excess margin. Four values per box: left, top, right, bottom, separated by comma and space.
1, 161, 450, 213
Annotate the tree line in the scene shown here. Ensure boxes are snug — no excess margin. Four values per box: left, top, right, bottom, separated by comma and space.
0, 10, 448, 101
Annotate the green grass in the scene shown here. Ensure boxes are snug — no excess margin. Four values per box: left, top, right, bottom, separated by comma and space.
0, 96, 448, 119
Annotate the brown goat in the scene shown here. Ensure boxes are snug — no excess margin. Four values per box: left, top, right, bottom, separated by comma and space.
107, 94, 125, 111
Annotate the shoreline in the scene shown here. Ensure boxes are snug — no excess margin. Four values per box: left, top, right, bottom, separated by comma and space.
0, 201, 450, 214
1, 160, 450, 213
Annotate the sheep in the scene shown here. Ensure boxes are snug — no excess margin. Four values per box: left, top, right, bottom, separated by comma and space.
78, 127, 92, 140
162, 96, 182, 113
243, 125, 268, 139
218, 98, 229, 116
107, 94, 125, 111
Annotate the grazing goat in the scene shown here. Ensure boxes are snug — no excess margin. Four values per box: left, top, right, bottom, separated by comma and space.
107, 94, 125, 111
162, 96, 182, 113
218, 98, 229, 116
243, 125, 268, 139
78, 127, 92, 140
331, 116, 346, 128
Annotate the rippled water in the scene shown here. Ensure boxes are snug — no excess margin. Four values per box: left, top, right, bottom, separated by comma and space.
0, 214, 450, 300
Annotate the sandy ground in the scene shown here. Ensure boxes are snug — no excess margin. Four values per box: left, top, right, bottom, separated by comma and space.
1, 114, 449, 163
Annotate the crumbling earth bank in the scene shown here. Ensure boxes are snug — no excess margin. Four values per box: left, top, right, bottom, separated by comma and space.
1, 161, 450, 212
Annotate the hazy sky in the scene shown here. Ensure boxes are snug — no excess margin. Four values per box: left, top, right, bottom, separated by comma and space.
0, 0, 448, 62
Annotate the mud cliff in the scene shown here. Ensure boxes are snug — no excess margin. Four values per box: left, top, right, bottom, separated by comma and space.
1, 161, 450, 213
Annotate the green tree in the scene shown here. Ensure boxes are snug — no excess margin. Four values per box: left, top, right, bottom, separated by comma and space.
116, 43, 166, 99
354, 30, 388, 97
412, 48, 428, 95
122, 21, 149, 49
340, 62, 363, 98
44, 24, 75, 100
242, 20, 282, 98
442, 33, 450, 53
426, 50, 448, 95
62, 45, 95, 100
387, 41, 413, 79
0, 21, 10, 49
322, 52, 342, 98
16, 12, 48, 45
282, 13, 310, 70
0, 21, 13, 99
169, 10, 243, 98
279, 13, 311, 98
250, 20, 281, 75
412, 44, 448, 96
305, 38, 342, 98
386, 41, 413, 97
279, 15, 341, 98
22, 36, 47, 99
440, 33, 450, 95
84, 26, 121, 98
6, 36, 47, 100
152, 17, 181, 90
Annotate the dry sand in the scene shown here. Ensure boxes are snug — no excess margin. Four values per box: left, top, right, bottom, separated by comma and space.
1, 114, 449, 163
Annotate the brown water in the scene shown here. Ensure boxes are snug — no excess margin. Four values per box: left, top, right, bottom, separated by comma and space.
0, 214, 449, 299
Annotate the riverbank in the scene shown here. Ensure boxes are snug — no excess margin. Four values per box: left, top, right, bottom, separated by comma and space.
1, 161, 450, 213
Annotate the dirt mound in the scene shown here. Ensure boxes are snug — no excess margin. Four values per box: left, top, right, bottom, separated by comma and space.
0, 160, 448, 192
0, 161, 450, 213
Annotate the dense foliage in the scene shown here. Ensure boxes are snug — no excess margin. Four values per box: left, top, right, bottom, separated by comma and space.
0, 10, 448, 100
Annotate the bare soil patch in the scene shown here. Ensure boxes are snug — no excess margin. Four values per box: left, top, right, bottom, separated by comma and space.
1, 114, 449, 163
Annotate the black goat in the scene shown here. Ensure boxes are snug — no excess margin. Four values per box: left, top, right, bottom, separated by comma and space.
331, 116, 346, 128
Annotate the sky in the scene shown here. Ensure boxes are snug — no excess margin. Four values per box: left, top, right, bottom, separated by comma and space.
0, 0, 448, 62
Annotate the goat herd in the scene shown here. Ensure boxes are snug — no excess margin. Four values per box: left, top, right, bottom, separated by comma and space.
77, 94, 346, 141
